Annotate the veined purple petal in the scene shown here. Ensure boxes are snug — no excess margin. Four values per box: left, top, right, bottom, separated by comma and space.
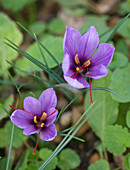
64, 75, 90, 89
40, 124, 57, 141
24, 97, 42, 117
78, 26, 99, 60
63, 26, 81, 56
62, 53, 75, 76
39, 88, 57, 113
11, 110, 33, 129
91, 43, 115, 67
89, 64, 108, 79
23, 125, 40, 135
45, 108, 58, 127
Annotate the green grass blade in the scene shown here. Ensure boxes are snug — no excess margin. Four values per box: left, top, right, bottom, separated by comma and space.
0, 104, 10, 117
39, 103, 94, 170
55, 97, 78, 122
5, 41, 64, 84
58, 134, 85, 142
17, 22, 61, 69
6, 124, 14, 170
106, 13, 130, 43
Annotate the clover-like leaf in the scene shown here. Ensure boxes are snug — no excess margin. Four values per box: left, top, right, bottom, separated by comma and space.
85, 72, 119, 139
110, 63, 130, 103
103, 125, 130, 155
1, 0, 36, 12
57, 148, 81, 170
0, 12, 23, 75
39, 148, 57, 170
0, 95, 13, 120
123, 153, 130, 170
88, 160, 110, 170
109, 52, 128, 69
0, 121, 27, 148
15, 35, 63, 75
29, 21, 46, 36
48, 18, 65, 34
118, 18, 130, 39
126, 110, 130, 128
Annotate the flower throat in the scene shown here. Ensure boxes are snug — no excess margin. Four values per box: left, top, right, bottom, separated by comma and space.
70, 54, 93, 104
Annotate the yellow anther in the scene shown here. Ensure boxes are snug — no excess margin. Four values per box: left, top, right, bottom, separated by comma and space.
83, 60, 91, 67
40, 123, 44, 128
34, 116, 38, 124
76, 67, 80, 71
75, 54, 80, 64
40, 112, 47, 121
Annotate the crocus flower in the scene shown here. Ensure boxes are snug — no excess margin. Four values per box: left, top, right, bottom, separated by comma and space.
10, 88, 58, 154
62, 26, 115, 104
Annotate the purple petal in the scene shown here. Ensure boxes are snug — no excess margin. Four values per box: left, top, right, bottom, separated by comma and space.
23, 125, 40, 135
40, 124, 57, 141
24, 97, 42, 117
62, 53, 75, 76
45, 108, 58, 127
63, 26, 81, 56
91, 43, 115, 67
78, 26, 99, 60
39, 88, 57, 113
89, 64, 108, 79
11, 110, 33, 129
64, 75, 90, 89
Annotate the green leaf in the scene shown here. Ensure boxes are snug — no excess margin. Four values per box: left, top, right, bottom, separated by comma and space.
103, 125, 130, 155
0, 95, 13, 120
27, 148, 39, 161
29, 21, 46, 36
0, 158, 12, 170
126, 110, 130, 128
88, 160, 110, 170
19, 151, 29, 170
57, 148, 80, 170
0, 121, 27, 148
110, 63, 130, 103
119, 2, 130, 16
84, 72, 119, 139
1, 0, 36, 12
123, 153, 130, 170
109, 52, 128, 69
56, 0, 86, 7
39, 148, 57, 170
48, 18, 65, 34
80, 15, 111, 43
15, 35, 63, 74
0, 12, 23, 75
118, 18, 130, 39
115, 39, 128, 56
115, 103, 130, 128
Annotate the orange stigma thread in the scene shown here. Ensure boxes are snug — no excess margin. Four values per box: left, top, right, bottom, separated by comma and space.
87, 68, 93, 104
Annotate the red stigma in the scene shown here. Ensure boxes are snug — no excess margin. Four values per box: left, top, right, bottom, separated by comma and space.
33, 131, 41, 155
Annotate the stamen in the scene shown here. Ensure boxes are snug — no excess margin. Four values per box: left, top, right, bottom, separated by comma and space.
40, 123, 44, 128
87, 68, 93, 104
76, 67, 80, 71
40, 112, 47, 121
33, 132, 41, 155
34, 116, 38, 124
75, 54, 80, 64
83, 60, 91, 67
9, 105, 41, 119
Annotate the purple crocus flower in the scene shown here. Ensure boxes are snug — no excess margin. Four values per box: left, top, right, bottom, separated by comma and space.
10, 88, 58, 154
62, 26, 115, 104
